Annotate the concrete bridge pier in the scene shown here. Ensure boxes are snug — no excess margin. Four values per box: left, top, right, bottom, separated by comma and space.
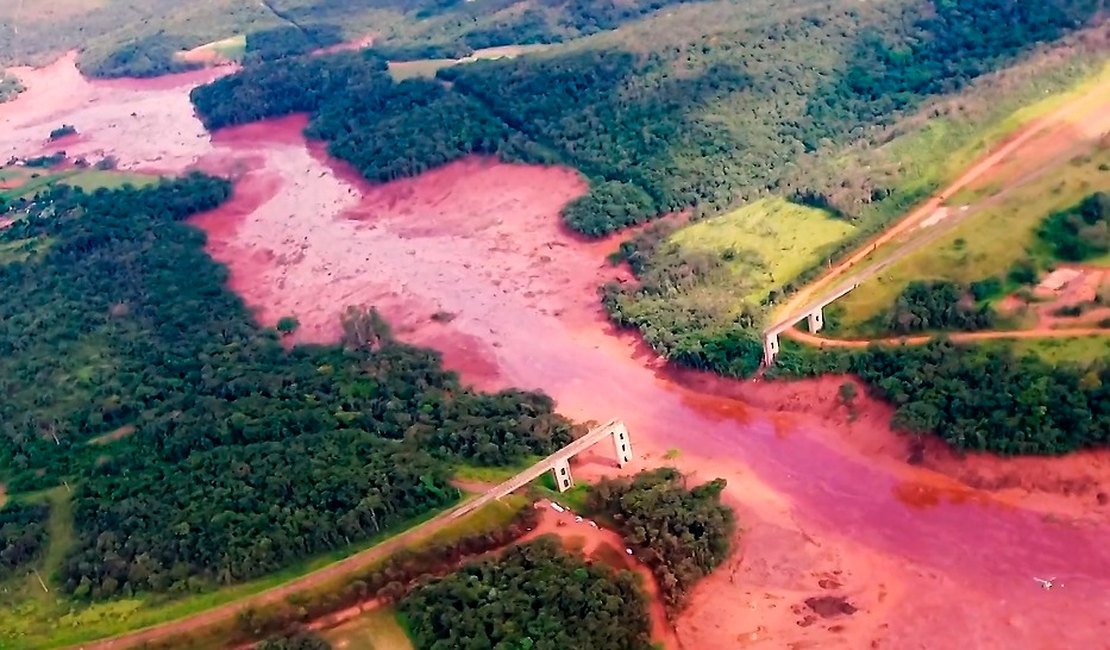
551, 457, 574, 492
762, 332, 780, 366
611, 421, 633, 467
807, 308, 824, 333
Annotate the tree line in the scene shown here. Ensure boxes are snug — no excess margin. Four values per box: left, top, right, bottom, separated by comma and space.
851, 340, 1110, 455
885, 280, 995, 334
399, 538, 653, 650
0, 177, 576, 599
586, 468, 734, 611
1038, 191, 1109, 262
244, 24, 344, 64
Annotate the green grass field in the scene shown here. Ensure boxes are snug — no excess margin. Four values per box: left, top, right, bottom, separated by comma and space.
670, 197, 856, 304
832, 145, 1110, 334
322, 607, 414, 650
205, 35, 246, 61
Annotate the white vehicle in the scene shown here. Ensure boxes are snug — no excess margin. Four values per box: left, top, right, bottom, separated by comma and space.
575, 516, 583, 523
550, 502, 565, 513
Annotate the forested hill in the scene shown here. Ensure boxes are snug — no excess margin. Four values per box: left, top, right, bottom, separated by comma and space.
0, 176, 576, 598
191, 0, 1102, 235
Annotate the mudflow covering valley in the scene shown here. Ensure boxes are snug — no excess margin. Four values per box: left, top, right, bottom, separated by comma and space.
2, 53, 1110, 649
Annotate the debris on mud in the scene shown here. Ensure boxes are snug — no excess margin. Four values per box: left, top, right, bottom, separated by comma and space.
804, 595, 858, 618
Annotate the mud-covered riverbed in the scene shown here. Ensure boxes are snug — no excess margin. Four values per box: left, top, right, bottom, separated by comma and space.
2, 56, 1108, 650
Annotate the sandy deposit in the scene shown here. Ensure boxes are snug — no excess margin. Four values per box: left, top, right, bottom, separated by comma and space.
3, 55, 1109, 650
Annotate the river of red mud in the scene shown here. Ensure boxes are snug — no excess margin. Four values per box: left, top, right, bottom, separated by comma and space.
3, 58, 1109, 649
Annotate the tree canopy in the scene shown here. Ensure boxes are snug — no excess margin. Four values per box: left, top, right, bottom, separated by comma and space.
0, 176, 576, 599
1038, 191, 1110, 262
399, 538, 653, 650
852, 340, 1110, 454
587, 468, 734, 611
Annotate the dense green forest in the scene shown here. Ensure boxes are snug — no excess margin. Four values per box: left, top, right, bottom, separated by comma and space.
244, 24, 344, 63
0, 177, 575, 599
587, 468, 734, 611
192, 50, 549, 182
1038, 191, 1110, 261
399, 538, 653, 650
0, 502, 49, 578
851, 341, 1110, 454
0, 72, 23, 103
884, 281, 995, 334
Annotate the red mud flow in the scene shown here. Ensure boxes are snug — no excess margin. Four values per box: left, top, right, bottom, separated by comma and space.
3, 57, 1109, 650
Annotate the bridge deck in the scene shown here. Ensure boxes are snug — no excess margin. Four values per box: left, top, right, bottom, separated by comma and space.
765, 281, 859, 337
451, 419, 623, 519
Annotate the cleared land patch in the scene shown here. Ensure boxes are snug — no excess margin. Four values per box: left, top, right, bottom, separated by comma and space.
177, 35, 246, 65
670, 197, 855, 305
321, 608, 413, 650
386, 43, 551, 81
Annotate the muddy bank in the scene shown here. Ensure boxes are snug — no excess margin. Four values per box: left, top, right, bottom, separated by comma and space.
2, 55, 1109, 650
699, 372, 1110, 524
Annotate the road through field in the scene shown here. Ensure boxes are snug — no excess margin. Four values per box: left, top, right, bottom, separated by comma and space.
772, 71, 1110, 336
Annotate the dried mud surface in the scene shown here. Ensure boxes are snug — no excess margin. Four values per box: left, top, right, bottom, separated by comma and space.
2, 56, 1109, 650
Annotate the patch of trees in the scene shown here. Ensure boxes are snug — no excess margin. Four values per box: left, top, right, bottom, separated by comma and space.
49, 125, 77, 140
885, 280, 995, 334
192, 50, 549, 182
0, 502, 49, 577
227, 506, 540, 645
79, 35, 201, 79
441, 49, 752, 233
0, 72, 24, 103
562, 180, 657, 237
399, 538, 653, 650
1038, 191, 1109, 261
244, 24, 344, 63
22, 152, 66, 168
602, 224, 764, 377
851, 340, 1110, 454
306, 77, 543, 182
587, 468, 734, 611
0, 177, 576, 598
190, 50, 389, 129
